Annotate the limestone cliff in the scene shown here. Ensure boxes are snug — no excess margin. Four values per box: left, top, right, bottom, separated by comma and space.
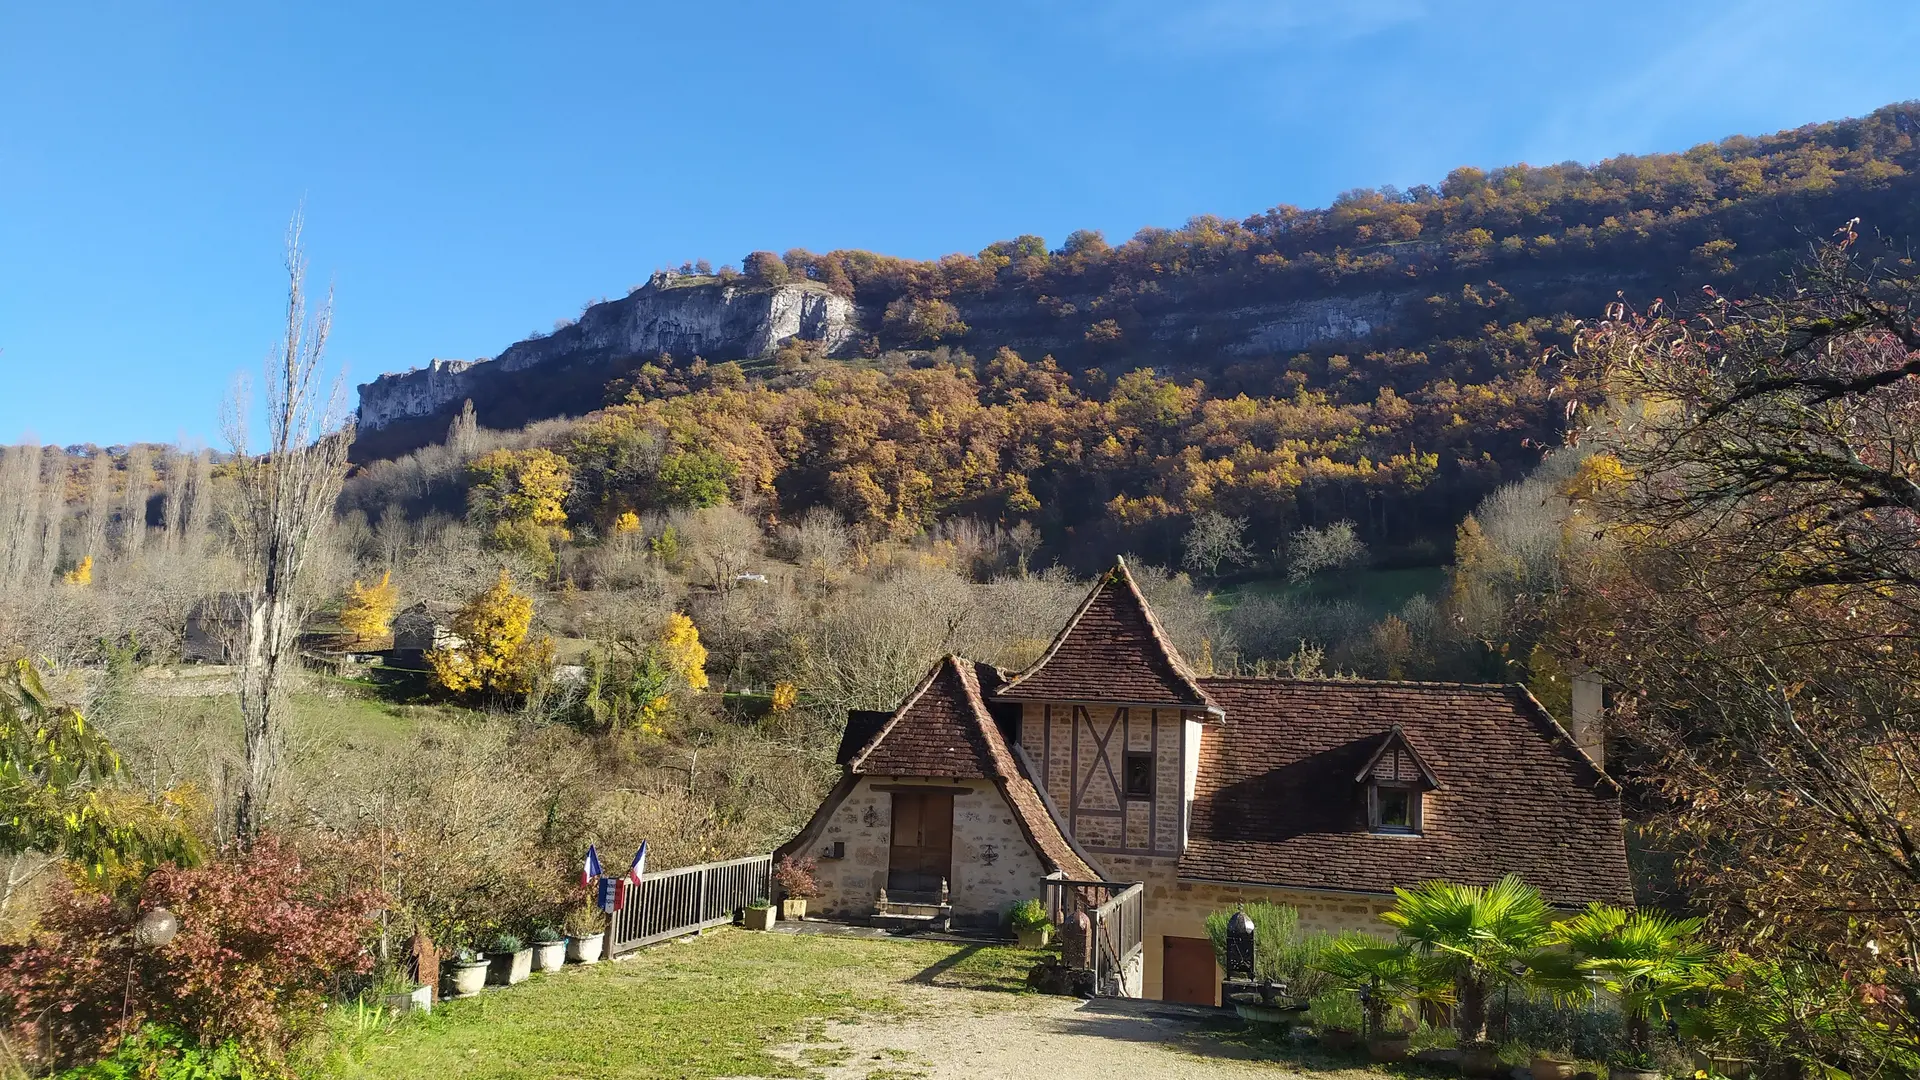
356, 273, 857, 433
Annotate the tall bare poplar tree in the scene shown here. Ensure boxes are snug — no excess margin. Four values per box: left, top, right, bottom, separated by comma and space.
119, 445, 150, 559
80, 449, 112, 563
0, 443, 44, 587
183, 448, 213, 557
225, 214, 353, 841
34, 448, 63, 582
161, 446, 189, 554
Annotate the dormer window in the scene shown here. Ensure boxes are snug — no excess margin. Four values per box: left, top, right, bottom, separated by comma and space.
1370, 782, 1420, 833
1356, 726, 1440, 837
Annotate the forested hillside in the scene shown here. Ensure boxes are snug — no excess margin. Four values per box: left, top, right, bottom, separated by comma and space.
352, 103, 1920, 570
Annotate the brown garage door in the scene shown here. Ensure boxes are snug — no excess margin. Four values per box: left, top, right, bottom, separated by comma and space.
1162, 936, 1219, 1005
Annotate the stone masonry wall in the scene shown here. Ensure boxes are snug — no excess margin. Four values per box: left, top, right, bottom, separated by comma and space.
790, 776, 1050, 928
1100, 853, 1396, 1003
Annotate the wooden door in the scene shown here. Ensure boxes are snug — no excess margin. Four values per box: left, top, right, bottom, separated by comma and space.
1162, 936, 1219, 1005
887, 791, 954, 900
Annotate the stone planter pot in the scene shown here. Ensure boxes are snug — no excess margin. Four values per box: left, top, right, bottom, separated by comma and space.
446, 960, 490, 998
1610, 1068, 1663, 1080
487, 948, 533, 986
1016, 926, 1052, 948
1461, 1044, 1506, 1078
781, 898, 808, 921
530, 940, 567, 973
1233, 1000, 1289, 1026
743, 905, 776, 931
385, 984, 433, 1015
568, 932, 604, 964
1367, 1034, 1412, 1063
1533, 1057, 1578, 1080
1318, 1027, 1359, 1051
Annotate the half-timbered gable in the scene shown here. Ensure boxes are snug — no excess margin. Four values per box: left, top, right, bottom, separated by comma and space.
783, 560, 1631, 1003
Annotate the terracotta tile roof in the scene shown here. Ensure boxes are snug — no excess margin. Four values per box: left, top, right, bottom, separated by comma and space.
835, 656, 1097, 880
995, 559, 1220, 713
1178, 677, 1630, 907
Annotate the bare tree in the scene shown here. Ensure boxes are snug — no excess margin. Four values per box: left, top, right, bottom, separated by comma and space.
224, 214, 354, 841
79, 449, 112, 562
119, 444, 151, 560
161, 446, 189, 554
1286, 520, 1366, 583
447, 399, 479, 459
183, 448, 213, 557
1182, 510, 1251, 576
0, 443, 44, 587
33, 447, 63, 582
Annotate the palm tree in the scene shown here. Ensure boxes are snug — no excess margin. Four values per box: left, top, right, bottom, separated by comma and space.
1547, 904, 1715, 1069
1381, 875, 1557, 1046
1318, 935, 1453, 1039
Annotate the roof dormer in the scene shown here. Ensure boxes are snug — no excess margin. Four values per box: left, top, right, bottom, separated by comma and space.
1355, 726, 1440, 835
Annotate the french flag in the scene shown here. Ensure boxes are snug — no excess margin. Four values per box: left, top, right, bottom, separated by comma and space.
627, 841, 648, 887
582, 844, 603, 890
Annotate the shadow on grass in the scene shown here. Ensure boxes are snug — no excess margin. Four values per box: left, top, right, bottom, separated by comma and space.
909, 944, 987, 987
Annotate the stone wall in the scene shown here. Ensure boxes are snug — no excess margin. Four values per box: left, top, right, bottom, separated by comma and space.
788, 776, 1051, 928
1100, 853, 1396, 1003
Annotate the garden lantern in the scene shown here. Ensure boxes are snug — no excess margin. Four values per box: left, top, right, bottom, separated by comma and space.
133, 907, 178, 950
1225, 908, 1256, 982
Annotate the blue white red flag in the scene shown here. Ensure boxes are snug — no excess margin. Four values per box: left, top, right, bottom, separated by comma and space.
627, 841, 648, 886
582, 844, 603, 889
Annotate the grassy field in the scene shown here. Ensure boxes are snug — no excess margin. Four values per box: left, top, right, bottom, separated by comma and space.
305, 930, 1051, 1079
1211, 566, 1447, 616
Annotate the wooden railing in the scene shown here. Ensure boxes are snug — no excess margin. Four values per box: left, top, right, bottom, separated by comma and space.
1089, 882, 1145, 997
1042, 875, 1145, 997
606, 854, 773, 957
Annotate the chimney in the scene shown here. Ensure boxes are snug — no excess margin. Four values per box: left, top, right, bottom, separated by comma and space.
1568, 666, 1605, 769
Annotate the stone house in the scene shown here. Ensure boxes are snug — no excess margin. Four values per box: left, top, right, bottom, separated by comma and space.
389, 600, 463, 666
779, 559, 1631, 1005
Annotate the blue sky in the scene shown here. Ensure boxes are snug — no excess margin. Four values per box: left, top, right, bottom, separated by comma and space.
4, 0, 1918, 447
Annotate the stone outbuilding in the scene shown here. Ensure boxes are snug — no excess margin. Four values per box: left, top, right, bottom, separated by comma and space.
780, 559, 1632, 1004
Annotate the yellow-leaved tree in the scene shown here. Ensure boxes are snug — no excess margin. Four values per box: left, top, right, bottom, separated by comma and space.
61, 556, 93, 586
468, 447, 574, 575
659, 612, 708, 692
612, 510, 641, 535
340, 570, 398, 642
429, 569, 554, 695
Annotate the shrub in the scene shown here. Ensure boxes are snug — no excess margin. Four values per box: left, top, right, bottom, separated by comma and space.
50, 1023, 258, 1080
1205, 902, 1337, 1000
487, 933, 524, 953
772, 855, 820, 900
1307, 990, 1365, 1033
0, 835, 382, 1072
1008, 899, 1050, 932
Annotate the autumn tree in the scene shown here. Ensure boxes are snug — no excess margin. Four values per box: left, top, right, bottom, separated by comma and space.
468, 447, 572, 574
1563, 236, 1920, 1071
428, 568, 553, 696
743, 250, 789, 286
339, 570, 398, 642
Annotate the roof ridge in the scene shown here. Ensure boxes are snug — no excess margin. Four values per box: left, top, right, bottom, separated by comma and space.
1197, 674, 1524, 692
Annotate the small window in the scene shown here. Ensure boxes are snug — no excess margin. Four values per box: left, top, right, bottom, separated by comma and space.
1124, 752, 1154, 799
1371, 783, 1420, 834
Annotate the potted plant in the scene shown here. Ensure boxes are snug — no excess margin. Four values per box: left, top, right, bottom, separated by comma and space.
485, 932, 534, 986
1531, 1052, 1579, 1080
1009, 898, 1052, 948
743, 897, 776, 931
445, 948, 490, 998
530, 926, 567, 973
374, 965, 432, 1015
773, 855, 820, 921
565, 905, 604, 963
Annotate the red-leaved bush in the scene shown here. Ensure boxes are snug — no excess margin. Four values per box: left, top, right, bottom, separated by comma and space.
0, 834, 383, 1071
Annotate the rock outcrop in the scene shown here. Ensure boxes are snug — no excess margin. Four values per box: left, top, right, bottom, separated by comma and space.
356, 273, 857, 432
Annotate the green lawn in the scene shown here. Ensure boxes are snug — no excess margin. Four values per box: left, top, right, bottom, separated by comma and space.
305, 931, 1050, 1079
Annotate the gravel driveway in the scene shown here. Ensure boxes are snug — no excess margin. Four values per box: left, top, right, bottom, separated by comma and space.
762, 982, 1387, 1080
